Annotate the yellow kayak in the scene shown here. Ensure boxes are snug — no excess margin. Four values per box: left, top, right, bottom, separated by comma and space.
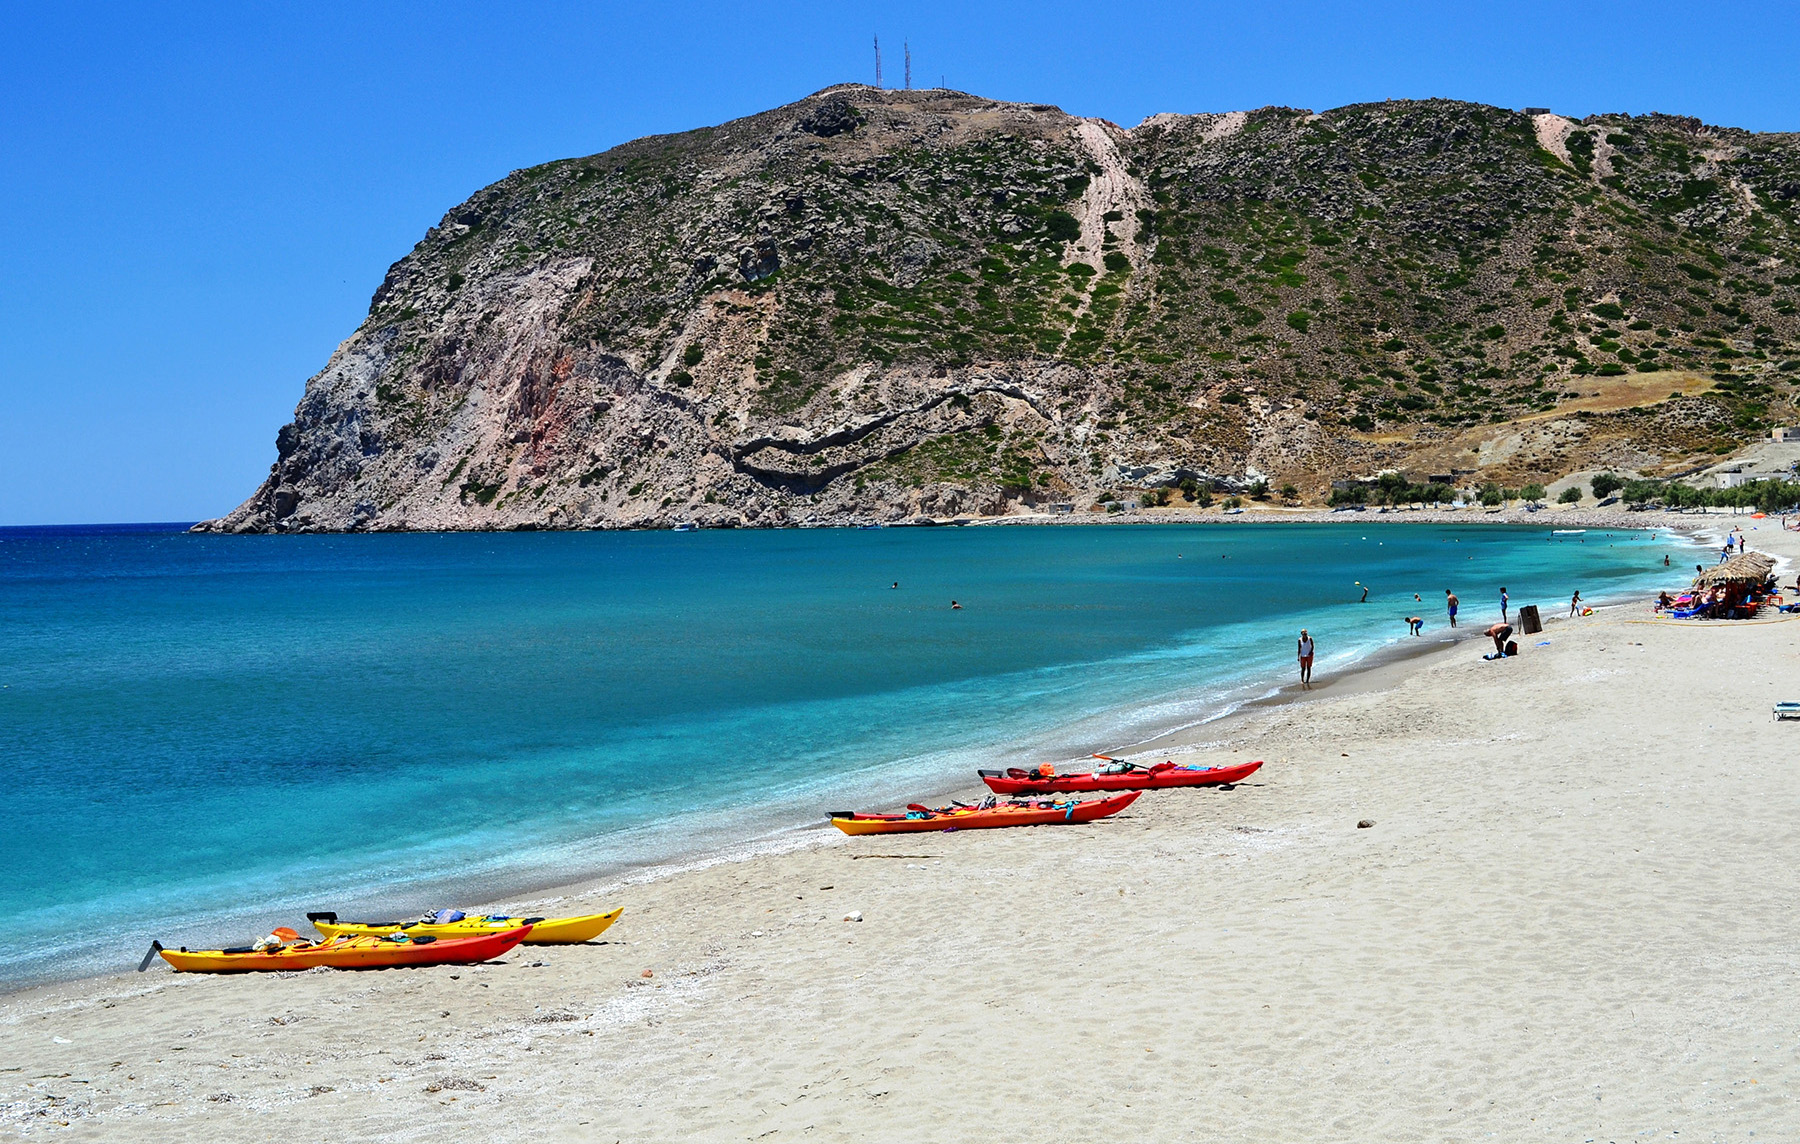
306, 907, 621, 944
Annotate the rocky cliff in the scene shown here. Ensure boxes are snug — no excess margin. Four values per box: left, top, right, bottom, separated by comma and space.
199, 87, 1800, 531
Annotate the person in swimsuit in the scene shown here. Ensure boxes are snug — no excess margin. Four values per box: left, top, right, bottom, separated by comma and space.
1445, 589, 1459, 627
1485, 621, 1514, 656
1499, 587, 1509, 623
1405, 616, 1424, 636
1569, 589, 1581, 616
1297, 629, 1315, 689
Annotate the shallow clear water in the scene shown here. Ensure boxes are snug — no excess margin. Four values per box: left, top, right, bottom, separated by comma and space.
0, 521, 1680, 985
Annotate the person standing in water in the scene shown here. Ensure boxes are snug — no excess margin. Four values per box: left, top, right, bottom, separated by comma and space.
1359, 583, 1369, 603
1499, 586, 1509, 623
1405, 616, 1424, 636
1297, 629, 1315, 689
1445, 589, 1459, 627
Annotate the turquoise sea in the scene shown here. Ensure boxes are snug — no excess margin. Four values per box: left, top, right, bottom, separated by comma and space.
0, 521, 1682, 986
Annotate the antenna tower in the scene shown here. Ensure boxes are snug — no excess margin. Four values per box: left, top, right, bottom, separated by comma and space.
874, 35, 882, 89
904, 42, 912, 90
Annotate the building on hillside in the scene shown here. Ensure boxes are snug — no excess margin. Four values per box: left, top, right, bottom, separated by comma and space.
1771, 426, 1800, 442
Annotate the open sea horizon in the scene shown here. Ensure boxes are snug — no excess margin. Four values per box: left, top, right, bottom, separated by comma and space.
0, 520, 1685, 988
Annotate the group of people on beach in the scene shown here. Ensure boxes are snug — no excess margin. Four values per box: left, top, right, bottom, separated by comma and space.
1303, 578, 1583, 687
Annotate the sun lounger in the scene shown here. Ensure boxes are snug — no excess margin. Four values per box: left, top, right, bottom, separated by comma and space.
1776, 702, 1800, 721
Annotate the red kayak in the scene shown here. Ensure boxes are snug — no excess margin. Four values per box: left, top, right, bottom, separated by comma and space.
979, 757, 1263, 795
828, 791, 1140, 834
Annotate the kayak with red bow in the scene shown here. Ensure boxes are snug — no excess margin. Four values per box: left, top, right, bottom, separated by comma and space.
143, 925, 532, 973
827, 791, 1140, 835
979, 757, 1263, 795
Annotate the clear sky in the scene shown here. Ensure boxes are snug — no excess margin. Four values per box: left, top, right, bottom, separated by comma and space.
3, 1, 1796, 524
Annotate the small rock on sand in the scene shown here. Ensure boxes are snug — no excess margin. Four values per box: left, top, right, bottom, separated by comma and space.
844, 911, 863, 922
1357, 819, 1376, 829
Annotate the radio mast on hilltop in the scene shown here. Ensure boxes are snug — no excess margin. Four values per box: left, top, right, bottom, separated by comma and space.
904, 42, 912, 90
874, 35, 882, 89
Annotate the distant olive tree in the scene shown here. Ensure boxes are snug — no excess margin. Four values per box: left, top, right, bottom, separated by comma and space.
1558, 486, 1582, 503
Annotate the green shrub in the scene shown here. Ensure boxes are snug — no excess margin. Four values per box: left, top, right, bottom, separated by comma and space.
669, 370, 693, 387
447, 272, 465, 291
1596, 363, 1627, 376
1590, 303, 1626, 321
1519, 483, 1546, 502
1479, 483, 1504, 506
1248, 479, 1270, 499
682, 343, 705, 366
1044, 210, 1081, 242
1223, 496, 1242, 510
1103, 252, 1131, 273
1590, 473, 1623, 498
1558, 486, 1582, 503
1285, 311, 1311, 333
1280, 484, 1300, 503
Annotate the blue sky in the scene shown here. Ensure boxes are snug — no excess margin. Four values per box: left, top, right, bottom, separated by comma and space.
3, 1, 1796, 524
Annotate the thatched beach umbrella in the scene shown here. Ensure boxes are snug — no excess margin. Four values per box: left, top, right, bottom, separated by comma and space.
1694, 552, 1776, 586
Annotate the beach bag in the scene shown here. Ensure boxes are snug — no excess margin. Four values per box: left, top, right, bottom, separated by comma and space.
1505, 641, 1519, 657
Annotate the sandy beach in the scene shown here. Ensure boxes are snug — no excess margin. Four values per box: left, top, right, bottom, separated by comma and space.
5, 520, 1799, 1142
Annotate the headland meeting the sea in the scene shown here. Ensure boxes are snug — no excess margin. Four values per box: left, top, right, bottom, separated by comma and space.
0, 520, 1681, 989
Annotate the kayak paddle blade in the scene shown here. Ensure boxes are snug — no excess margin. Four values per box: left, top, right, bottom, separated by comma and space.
137, 941, 164, 972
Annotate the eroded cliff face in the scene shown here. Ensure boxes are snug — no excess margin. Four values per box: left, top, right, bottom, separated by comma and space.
200, 88, 1800, 532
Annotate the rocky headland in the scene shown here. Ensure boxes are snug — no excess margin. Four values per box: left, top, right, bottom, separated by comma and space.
198, 87, 1800, 532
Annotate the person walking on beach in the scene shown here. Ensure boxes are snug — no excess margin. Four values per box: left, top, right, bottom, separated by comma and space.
1499, 586, 1509, 623
1297, 629, 1315, 689
1569, 589, 1582, 616
1445, 589, 1459, 627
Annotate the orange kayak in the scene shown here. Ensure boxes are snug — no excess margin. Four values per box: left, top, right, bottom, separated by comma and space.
827, 791, 1140, 835
149, 925, 531, 972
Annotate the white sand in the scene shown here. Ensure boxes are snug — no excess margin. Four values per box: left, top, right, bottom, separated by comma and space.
6, 522, 1800, 1141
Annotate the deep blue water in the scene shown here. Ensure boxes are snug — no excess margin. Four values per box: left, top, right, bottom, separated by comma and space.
0, 521, 1681, 984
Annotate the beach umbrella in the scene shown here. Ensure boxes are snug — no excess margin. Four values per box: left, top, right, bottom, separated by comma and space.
1693, 552, 1777, 586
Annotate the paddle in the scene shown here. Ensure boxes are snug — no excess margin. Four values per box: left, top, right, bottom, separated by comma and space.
136, 941, 164, 972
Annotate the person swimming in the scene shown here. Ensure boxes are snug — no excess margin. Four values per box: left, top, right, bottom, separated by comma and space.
950, 600, 962, 610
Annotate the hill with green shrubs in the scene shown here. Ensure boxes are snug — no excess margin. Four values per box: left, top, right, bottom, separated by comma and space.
198, 87, 1800, 532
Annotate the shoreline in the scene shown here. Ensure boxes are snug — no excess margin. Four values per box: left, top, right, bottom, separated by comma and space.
0, 530, 1689, 1001
167, 502, 1781, 536
0, 521, 1699, 1000
6, 525, 1798, 1138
